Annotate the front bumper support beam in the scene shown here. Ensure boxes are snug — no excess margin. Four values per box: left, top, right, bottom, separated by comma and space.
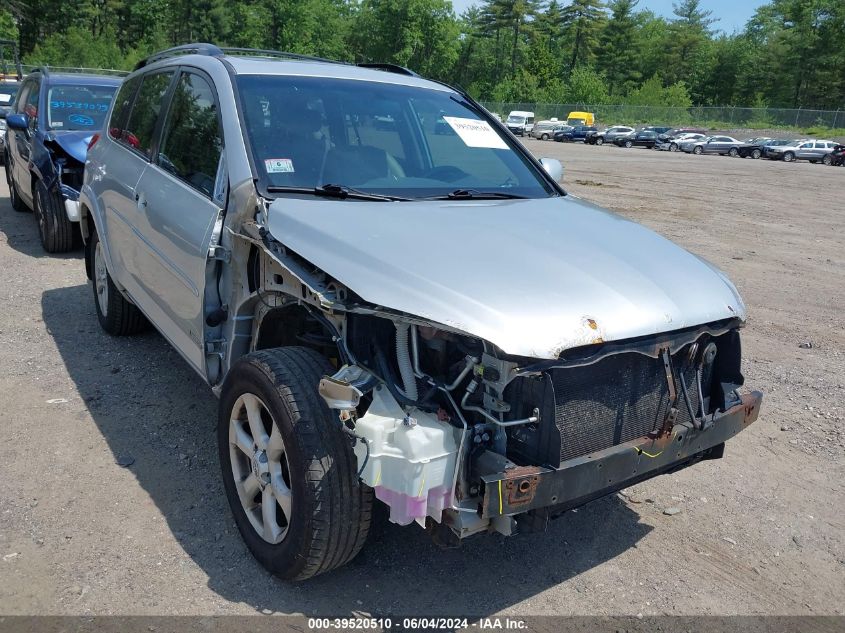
479, 391, 762, 518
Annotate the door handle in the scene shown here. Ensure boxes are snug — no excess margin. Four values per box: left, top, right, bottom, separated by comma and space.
135, 192, 147, 209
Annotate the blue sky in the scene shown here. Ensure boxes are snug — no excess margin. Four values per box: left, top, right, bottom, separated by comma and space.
450, 1, 768, 33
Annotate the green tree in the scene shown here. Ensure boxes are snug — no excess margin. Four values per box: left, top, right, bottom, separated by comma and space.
596, 0, 641, 94
560, 0, 606, 73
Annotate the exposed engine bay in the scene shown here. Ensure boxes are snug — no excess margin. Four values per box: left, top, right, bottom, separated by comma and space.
222, 209, 758, 543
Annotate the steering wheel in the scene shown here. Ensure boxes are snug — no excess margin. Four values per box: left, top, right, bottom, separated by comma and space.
422, 165, 471, 183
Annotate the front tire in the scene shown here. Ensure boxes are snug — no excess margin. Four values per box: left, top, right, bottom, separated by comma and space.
219, 348, 373, 581
752, 149, 762, 159
693, 145, 703, 155
624, 140, 633, 148
5, 160, 28, 213
540, 133, 549, 141
670, 143, 678, 152
34, 179, 75, 253
783, 151, 795, 162
90, 230, 148, 335
595, 137, 604, 145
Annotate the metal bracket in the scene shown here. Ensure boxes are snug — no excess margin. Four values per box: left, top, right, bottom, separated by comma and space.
208, 245, 230, 263
204, 337, 227, 359
651, 348, 679, 437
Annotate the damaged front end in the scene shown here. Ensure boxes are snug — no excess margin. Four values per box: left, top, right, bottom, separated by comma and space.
314, 314, 761, 540
42, 132, 89, 222
225, 197, 762, 545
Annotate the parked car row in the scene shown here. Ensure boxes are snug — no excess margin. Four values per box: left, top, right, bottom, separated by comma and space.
531, 122, 844, 168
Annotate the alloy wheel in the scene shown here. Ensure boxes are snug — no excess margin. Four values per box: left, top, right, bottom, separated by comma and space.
94, 240, 109, 317
228, 392, 293, 544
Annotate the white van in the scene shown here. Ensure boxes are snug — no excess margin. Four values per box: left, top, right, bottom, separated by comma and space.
506, 110, 535, 136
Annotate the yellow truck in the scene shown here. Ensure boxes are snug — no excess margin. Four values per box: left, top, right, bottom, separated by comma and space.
567, 111, 595, 126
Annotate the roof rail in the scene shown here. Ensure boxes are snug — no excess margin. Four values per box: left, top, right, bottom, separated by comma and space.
357, 62, 419, 77
134, 43, 224, 70
28, 65, 128, 77
220, 47, 339, 65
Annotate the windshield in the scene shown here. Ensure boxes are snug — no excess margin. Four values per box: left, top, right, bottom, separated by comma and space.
237, 75, 554, 200
506, 115, 525, 124
47, 85, 116, 131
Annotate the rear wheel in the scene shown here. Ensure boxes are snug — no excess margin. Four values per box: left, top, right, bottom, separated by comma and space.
90, 230, 148, 335
219, 347, 373, 580
34, 179, 75, 253
728, 148, 739, 157
783, 151, 795, 162
595, 137, 604, 145
751, 149, 762, 159
693, 145, 703, 155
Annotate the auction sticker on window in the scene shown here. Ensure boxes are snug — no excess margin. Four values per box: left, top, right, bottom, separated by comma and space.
442, 116, 509, 149
265, 158, 295, 173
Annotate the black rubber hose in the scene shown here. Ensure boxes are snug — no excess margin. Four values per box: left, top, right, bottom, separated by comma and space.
373, 344, 437, 412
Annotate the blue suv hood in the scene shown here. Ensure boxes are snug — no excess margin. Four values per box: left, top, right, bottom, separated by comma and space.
46, 130, 94, 164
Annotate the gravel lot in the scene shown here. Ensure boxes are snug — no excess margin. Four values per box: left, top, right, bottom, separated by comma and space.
1, 143, 843, 617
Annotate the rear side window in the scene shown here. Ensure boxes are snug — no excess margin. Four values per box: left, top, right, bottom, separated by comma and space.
122, 71, 174, 157
109, 76, 141, 141
156, 72, 222, 198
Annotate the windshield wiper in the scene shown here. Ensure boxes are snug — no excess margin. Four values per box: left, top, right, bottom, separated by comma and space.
265, 184, 409, 201
418, 189, 528, 201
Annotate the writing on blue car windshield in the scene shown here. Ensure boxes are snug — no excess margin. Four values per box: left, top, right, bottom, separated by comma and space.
236, 75, 555, 200
48, 85, 116, 131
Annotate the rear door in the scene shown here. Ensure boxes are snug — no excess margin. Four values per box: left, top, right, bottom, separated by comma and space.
100, 70, 175, 294
132, 68, 226, 372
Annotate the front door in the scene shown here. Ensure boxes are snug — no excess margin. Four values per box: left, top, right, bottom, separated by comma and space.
132, 69, 225, 373
9, 78, 39, 204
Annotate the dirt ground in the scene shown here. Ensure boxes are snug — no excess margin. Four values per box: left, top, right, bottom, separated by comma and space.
1, 143, 843, 618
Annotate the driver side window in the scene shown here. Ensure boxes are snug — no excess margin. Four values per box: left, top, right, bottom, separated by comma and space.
23, 81, 40, 129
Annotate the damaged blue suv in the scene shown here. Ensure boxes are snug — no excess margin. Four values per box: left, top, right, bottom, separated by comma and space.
4, 68, 121, 252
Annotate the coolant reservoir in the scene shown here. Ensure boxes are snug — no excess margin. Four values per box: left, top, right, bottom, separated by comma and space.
353, 386, 462, 527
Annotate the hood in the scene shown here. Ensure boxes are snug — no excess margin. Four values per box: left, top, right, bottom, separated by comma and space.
266, 195, 745, 359
46, 130, 95, 164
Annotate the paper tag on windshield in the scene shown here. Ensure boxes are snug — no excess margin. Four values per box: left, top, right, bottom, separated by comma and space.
0, 94, 11, 104
265, 158, 294, 173
442, 117, 508, 149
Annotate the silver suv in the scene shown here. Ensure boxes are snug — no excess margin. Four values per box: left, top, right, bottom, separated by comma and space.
80, 44, 762, 580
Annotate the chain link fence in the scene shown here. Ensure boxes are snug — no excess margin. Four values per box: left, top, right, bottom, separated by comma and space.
480, 102, 845, 130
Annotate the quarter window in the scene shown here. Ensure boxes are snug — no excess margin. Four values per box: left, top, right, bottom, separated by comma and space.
156, 72, 222, 198
122, 71, 174, 157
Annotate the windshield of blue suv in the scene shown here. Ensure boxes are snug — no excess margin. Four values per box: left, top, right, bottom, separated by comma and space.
236, 75, 555, 200
47, 85, 117, 131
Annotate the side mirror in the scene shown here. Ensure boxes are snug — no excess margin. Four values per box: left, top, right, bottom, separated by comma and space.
540, 157, 563, 182
6, 113, 28, 131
